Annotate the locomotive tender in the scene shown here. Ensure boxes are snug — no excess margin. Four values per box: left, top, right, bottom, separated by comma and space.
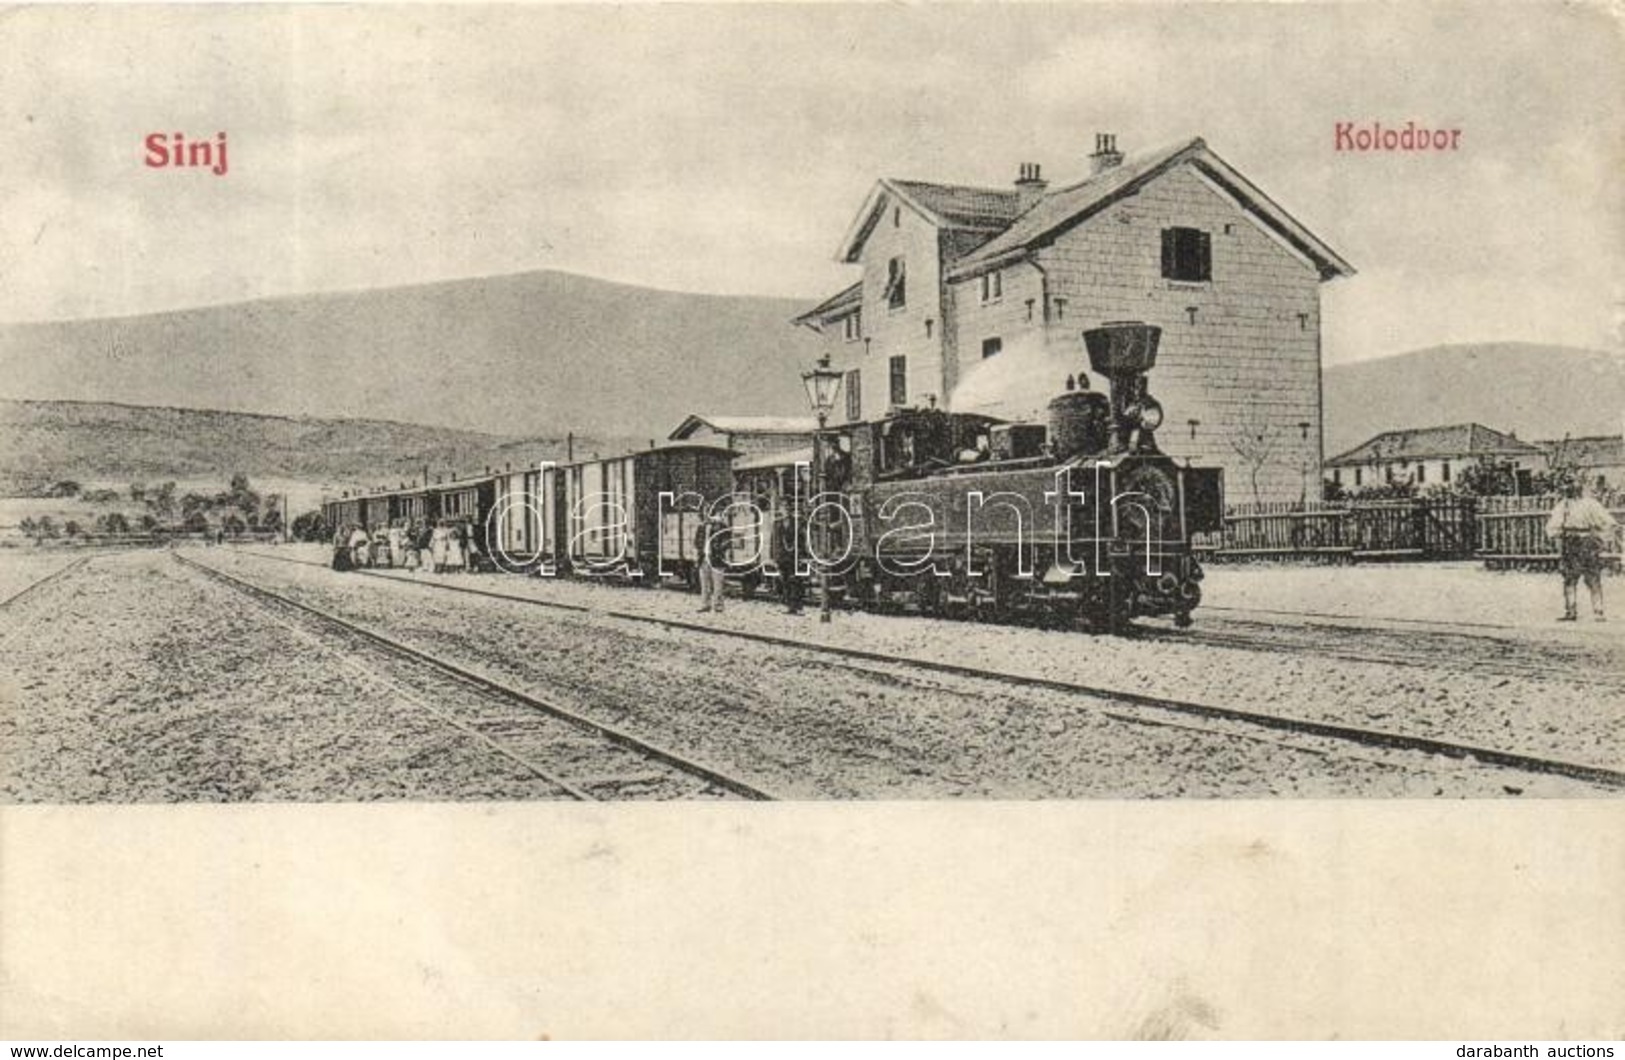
323, 322, 1222, 631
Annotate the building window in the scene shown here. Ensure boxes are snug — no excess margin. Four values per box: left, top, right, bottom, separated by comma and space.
979, 270, 1002, 303
1384, 465, 1394, 484
1332, 469, 1342, 486
885, 257, 906, 310
1161, 227, 1212, 282
893, 206, 901, 228
843, 311, 861, 342
1053, 297, 1067, 321
1416, 463, 1426, 484
889, 356, 907, 407
845, 369, 862, 422
982, 337, 1002, 359
1442, 462, 1451, 483
1355, 469, 1363, 487
925, 319, 934, 339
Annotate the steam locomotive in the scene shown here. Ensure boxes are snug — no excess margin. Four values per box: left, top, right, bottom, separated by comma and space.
323, 322, 1223, 631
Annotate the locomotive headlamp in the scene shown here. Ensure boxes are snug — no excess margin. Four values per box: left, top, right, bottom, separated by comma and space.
1139, 396, 1164, 431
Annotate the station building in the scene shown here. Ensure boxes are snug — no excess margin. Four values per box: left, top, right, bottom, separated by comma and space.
793, 134, 1355, 504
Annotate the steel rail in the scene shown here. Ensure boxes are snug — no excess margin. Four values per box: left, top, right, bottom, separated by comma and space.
233, 548, 1625, 791
175, 552, 776, 801
0, 555, 89, 611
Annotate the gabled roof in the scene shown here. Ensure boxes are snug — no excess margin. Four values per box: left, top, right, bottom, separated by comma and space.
1539, 434, 1625, 468
790, 281, 861, 328
1326, 423, 1544, 467
668, 414, 818, 441
836, 178, 1024, 263
948, 137, 1356, 283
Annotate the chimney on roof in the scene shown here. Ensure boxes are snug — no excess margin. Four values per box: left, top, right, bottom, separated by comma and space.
1089, 133, 1124, 176
1014, 162, 1048, 211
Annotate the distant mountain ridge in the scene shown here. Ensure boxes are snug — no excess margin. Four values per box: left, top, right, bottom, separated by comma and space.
0, 268, 1617, 490
0, 398, 631, 500
1322, 342, 1622, 456
0, 268, 826, 439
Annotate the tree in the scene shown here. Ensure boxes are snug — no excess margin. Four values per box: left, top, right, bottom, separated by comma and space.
1227, 408, 1283, 507
150, 481, 178, 520
1457, 459, 1518, 498
63, 519, 82, 537
180, 492, 211, 518
138, 513, 158, 532
34, 515, 59, 541
128, 481, 147, 504
183, 511, 210, 533
290, 510, 330, 543
222, 512, 247, 536
48, 480, 82, 498
98, 512, 131, 534
18, 516, 37, 539
260, 495, 285, 534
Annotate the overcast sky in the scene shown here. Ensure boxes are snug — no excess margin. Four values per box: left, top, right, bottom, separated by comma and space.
0, 2, 1619, 366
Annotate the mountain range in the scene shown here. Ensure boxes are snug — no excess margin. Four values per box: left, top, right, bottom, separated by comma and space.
1321, 342, 1622, 455
0, 269, 825, 440
0, 270, 1618, 496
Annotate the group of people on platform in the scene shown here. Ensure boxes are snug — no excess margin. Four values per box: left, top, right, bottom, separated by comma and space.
332, 519, 482, 575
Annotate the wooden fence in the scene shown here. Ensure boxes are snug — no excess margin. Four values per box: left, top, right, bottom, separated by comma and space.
1477, 494, 1625, 570
1216, 495, 1620, 566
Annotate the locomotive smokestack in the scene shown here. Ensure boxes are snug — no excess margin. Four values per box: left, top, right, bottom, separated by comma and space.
1083, 322, 1164, 453
1089, 133, 1124, 176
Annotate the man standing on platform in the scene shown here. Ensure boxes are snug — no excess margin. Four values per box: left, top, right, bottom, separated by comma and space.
1546, 479, 1618, 621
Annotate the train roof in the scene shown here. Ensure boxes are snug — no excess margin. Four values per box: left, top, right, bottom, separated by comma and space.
733, 446, 815, 472
549, 441, 736, 470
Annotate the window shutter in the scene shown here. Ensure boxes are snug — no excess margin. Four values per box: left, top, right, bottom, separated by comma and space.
1161, 229, 1175, 278
1196, 229, 1212, 281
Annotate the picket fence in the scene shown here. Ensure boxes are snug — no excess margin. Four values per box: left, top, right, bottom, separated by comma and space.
1214, 495, 1622, 568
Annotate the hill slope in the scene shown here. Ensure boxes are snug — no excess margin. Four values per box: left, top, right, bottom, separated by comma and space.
0, 270, 826, 438
1323, 343, 1622, 455
0, 399, 629, 501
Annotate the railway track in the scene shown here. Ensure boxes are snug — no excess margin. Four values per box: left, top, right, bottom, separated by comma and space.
174, 552, 776, 801
1130, 620, 1623, 690
0, 555, 90, 611
232, 548, 1625, 792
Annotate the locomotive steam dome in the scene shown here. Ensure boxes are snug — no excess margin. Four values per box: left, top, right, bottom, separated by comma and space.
1083, 321, 1161, 374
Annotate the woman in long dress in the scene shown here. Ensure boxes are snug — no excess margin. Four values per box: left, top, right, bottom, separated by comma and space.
446, 521, 466, 572
388, 523, 407, 568
429, 521, 449, 573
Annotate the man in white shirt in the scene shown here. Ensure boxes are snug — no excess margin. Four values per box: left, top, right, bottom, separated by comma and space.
1545, 479, 1618, 621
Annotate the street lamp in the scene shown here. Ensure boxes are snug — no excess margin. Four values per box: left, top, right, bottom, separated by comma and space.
801, 353, 845, 623
1297, 421, 1314, 504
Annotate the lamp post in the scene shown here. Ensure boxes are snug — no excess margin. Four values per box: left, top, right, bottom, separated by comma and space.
1297, 421, 1314, 505
801, 353, 845, 623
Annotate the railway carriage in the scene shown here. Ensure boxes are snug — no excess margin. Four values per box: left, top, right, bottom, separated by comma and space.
544, 444, 736, 581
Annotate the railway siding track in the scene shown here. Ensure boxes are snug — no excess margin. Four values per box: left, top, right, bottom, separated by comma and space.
232, 549, 1625, 793
174, 552, 776, 801
0, 555, 89, 611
